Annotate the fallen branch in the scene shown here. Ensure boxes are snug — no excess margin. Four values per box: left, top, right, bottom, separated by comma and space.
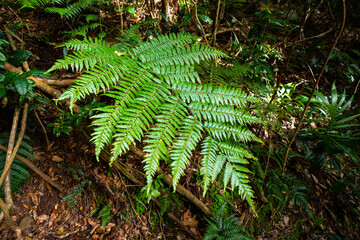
0, 144, 64, 193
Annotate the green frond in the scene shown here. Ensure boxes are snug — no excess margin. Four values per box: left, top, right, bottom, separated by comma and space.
153, 64, 201, 85
211, 154, 226, 182
223, 162, 255, 213
140, 44, 226, 67
143, 96, 188, 190
190, 102, 260, 125
170, 116, 203, 189
172, 82, 257, 107
18, 0, 53, 9
45, 0, 99, 19
58, 57, 139, 108
62, 37, 112, 52
204, 121, 261, 143
131, 33, 198, 58
48, 38, 115, 72
200, 136, 218, 195
110, 83, 169, 163
217, 141, 255, 159
90, 69, 152, 158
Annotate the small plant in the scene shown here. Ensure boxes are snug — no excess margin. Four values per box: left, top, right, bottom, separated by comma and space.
203, 203, 253, 240
90, 203, 112, 229
297, 82, 360, 172
48, 99, 105, 137
62, 179, 90, 208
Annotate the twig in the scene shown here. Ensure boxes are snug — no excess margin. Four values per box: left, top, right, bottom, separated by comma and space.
210, 0, 222, 46
192, 0, 209, 45
33, 109, 50, 150
3, 106, 20, 209
282, 0, 347, 176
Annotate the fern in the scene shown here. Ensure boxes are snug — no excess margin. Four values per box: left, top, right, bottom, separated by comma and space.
204, 203, 254, 240
49, 28, 261, 211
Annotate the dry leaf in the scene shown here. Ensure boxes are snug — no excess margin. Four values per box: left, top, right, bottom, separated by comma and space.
52, 155, 64, 162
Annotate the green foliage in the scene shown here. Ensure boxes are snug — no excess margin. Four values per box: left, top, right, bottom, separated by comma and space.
298, 83, 360, 172
49, 27, 261, 211
0, 34, 50, 105
63, 179, 90, 208
204, 203, 253, 240
90, 204, 112, 229
48, 99, 105, 137
0, 132, 33, 199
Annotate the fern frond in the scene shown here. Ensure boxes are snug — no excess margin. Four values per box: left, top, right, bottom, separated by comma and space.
223, 162, 255, 212
58, 57, 140, 108
18, 0, 53, 8
91, 69, 152, 158
217, 141, 255, 159
172, 82, 257, 107
48, 38, 115, 72
62, 37, 112, 52
143, 96, 188, 190
170, 116, 203, 189
45, 0, 99, 19
0, 132, 33, 198
140, 44, 226, 67
110, 83, 169, 163
211, 154, 226, 181
204, 122, 261, 143
190, 102, 260, 125
132, 33, 198, 58
153, 64, 201, 85
200, 136, 218, 194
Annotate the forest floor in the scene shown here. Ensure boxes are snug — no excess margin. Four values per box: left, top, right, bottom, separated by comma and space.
1, 1, 360, 240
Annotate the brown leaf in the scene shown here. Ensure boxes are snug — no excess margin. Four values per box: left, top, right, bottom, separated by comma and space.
52, 155, 64, 162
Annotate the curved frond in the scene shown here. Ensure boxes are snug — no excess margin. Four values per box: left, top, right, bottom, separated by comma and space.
200, 136, 218, 194
204, 121, 261, 143
140, 44, 227, 67
170, 116, 203, 189
58, 57, 140, 108
190, 102, 260, 124
153, 64, 201, 85
110, 83, 169, 163
143, 96, 188, 191
132, 33, 198, 58
172, 82, 257, 107
91, 69, 154, 157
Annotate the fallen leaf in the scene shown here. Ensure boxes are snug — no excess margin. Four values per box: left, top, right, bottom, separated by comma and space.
52, 155, 64, 162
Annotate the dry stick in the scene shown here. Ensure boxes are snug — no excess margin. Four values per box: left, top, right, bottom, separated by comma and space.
3, 106, 20, 210
0, 106, 25, 239
192, 0, 209, 45
33, 110, 50, 149
210, 0, 222, 46
0, 144, 64, 193
2, 104, 29, 200
281, 0, 346, 176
